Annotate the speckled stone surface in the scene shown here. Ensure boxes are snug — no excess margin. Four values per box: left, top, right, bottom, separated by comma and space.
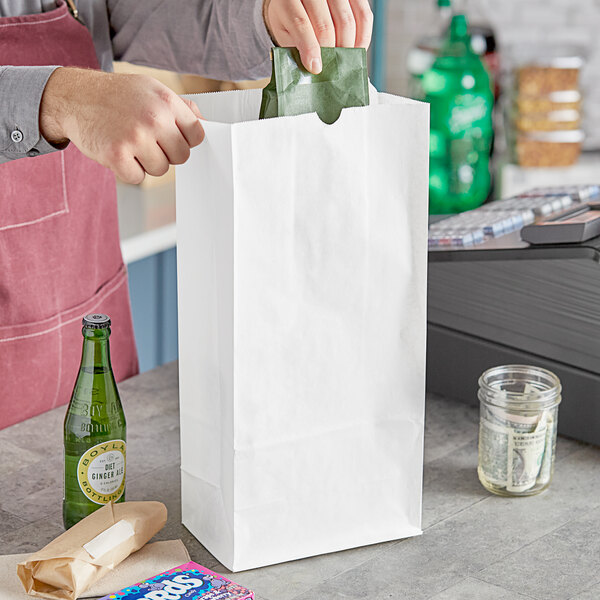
1, 361, 599, 600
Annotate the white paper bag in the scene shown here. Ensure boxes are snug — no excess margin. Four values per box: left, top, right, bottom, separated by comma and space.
176, 88, 429, 572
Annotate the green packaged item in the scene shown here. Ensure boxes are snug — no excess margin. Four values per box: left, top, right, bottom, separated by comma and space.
260, 47, 369, 124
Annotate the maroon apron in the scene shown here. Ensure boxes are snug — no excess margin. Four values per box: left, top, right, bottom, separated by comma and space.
0, 0, 139, 430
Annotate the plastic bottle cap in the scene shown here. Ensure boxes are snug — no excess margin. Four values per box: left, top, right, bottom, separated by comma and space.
437, 0, 451, 6
82, 313, 111, 329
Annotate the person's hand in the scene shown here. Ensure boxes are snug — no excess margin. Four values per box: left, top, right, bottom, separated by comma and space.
263, 0, 373, 74
39, 68, 204, 184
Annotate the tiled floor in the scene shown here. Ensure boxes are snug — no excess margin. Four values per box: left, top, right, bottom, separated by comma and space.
1, 362, 599, 600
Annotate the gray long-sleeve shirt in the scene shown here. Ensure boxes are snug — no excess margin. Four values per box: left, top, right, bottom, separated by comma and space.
0, 0, 272, 163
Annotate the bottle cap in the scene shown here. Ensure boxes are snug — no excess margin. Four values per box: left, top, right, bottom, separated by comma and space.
82, 313, 111, 329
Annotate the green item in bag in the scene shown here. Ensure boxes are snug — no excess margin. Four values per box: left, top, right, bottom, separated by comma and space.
259, 47, 369, 124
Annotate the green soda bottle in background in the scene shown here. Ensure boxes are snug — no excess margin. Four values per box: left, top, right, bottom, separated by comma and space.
63, 314, 126, 529
422, 13, 494, 214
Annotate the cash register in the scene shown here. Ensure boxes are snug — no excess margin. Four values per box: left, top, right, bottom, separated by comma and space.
428, 185, 600, 445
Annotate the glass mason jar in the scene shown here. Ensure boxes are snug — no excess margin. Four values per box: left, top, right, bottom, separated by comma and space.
478, 365, 561, 497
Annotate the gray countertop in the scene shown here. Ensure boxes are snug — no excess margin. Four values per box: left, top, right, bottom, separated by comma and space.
1, 362, 600, 600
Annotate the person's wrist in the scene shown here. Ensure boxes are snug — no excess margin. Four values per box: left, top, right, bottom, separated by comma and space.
39, 67, 71, 146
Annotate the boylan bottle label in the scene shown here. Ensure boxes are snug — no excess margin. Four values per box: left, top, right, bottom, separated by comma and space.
77, 439, 126, 505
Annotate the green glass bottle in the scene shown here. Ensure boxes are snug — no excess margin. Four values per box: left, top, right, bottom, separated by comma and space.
63, 314, 126, 529
422, 13, 494, 214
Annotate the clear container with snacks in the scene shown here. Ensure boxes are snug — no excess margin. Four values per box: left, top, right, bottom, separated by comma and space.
478, 365, 561, 497
512, 45, 584, 95
505, 44, 586, 167
515, 90, 582, 115
515, 129, 584, 167
514, 109, 580, 133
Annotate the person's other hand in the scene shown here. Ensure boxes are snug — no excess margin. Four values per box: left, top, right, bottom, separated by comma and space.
39, 68, 204, 184
263, 0, 373, 74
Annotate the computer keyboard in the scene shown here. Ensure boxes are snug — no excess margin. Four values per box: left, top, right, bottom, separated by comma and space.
428, 184, 600, 248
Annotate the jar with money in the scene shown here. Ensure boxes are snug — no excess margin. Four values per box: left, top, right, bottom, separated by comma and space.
478, 365, 561, 496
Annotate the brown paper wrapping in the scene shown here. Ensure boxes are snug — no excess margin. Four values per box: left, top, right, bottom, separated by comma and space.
1, 540, 189, 599
17, 501, 167, 600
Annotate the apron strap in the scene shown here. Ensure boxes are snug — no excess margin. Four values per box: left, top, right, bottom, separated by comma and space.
65, 0, 86, 26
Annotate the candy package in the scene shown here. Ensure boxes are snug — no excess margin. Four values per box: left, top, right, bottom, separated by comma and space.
98, 561, 254, 600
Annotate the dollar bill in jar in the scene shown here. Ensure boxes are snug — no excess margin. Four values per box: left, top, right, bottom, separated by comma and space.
478, 367, 561, 497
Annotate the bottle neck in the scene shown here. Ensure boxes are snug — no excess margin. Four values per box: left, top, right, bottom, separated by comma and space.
448, 14, 469, 43
436, 13, 473, 59
80, 327, 112, 371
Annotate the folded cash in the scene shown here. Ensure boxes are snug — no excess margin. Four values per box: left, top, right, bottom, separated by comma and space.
479, 404, 556, 493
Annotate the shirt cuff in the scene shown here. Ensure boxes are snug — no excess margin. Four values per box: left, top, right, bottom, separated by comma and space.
0, 65, 64, 159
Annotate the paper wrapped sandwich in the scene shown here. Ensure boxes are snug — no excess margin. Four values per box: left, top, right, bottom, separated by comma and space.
17, 501, 167, 600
